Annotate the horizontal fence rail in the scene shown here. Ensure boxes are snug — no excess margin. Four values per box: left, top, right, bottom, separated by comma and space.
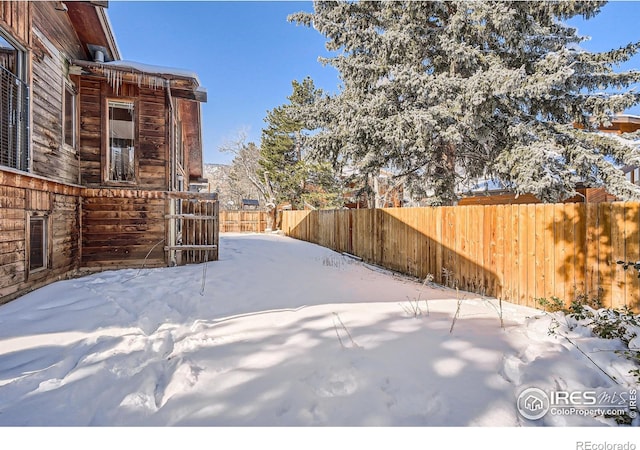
282, 204, 640, 310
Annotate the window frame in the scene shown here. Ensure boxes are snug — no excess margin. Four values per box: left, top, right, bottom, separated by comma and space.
27, 213, 49, 274
62, 81, 77, 150
0, 28, 26, 81
0, 27, 29, 172
104, 97, 138, 184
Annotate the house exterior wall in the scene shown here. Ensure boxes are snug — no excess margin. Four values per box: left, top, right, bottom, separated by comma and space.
81, 188, 167, 269
0, 1, 215, 305
25, 2, 91, 185
0, 169, 81, 304
30, 28, 80, 184
0, 2, 83, 304
79, 78, 170, 191
31, 2, 87, 61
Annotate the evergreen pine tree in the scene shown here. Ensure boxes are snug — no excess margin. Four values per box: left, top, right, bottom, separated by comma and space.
260, 77, 343, 209
290, 1, 640, 205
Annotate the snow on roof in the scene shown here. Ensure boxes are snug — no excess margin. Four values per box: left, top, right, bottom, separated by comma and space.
466, 178, 508, 193
614, 113, 640, 121
102, 60, 201, 84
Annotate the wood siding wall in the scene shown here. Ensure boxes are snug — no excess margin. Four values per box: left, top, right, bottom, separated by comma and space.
138, 87, 169, 189
0, 1, 31, 46
79, 79, 169, 190
0, 169, 80, 304
282, 204, 640, 311
220, 211, 268, 233
30, 28, 79, 184
82, 188, 167, 269
79, 78, 101, 185
1, 171, 221, 303
31, 2, 87, 60
0, 2, 85, 185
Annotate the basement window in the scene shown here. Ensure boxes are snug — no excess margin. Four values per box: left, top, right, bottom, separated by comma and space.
107, 100, 136, 182
29, 216, 47, 272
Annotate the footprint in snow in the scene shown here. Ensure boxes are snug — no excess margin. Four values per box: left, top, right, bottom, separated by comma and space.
500, 354, 523, 384
304, 367, 359, 398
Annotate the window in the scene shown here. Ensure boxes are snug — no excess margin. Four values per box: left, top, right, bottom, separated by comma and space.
107, 100, 135, 182
0, 31, 28, 171
29, 216, 47, 272
63, 84, 76, 148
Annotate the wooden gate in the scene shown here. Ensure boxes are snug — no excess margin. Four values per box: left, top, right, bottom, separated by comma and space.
219, 210, 268, 232
166, 192, 219, 265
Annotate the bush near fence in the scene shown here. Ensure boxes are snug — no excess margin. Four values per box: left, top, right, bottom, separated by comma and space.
282, 204, 640, 311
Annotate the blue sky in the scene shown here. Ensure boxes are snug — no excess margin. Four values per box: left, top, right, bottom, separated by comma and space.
107, 1, 640, 165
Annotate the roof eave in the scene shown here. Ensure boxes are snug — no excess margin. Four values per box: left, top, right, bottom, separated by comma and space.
97, 5, 122, 61
70, 59, 206, 102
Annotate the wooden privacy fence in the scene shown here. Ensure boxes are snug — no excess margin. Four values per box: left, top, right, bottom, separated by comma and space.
282, 203, 640, 310
220, 211, 268, 233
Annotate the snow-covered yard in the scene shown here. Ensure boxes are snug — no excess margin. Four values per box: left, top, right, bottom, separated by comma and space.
0, 234, 637, 428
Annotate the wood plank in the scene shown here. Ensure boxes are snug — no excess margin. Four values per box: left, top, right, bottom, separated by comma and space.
524, 204, 536, 306
0, 230, 24, 243
0, 251, 24, 266
503, 204, 515, 302
442, 206, 455, 287
534, 204, 546, 307
0, 218, 25, 231
421, 207, 431, 280
484, 205, 497, 297
597, 202, 613, 308
624, 203, 640, 311
467, 205, 480, 292
434, 206, 443, 286
553, 203, 566, 306
574, 203, 588, 300
0, 240, 25, 254
0, 260, 25, 279
517, 204, 528, 306
610, 202, 627, 309
494, 205, 505, 299
585, 202, 599, 300
459, 206, 470, 291
0, 208, 26, 219
562, 203, 577, 304
165, 245, 218, 250
397, 209, 409, 275
543, 204, 556, 301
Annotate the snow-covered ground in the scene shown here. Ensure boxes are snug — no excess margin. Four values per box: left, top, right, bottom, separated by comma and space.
0, 234, 637, 431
